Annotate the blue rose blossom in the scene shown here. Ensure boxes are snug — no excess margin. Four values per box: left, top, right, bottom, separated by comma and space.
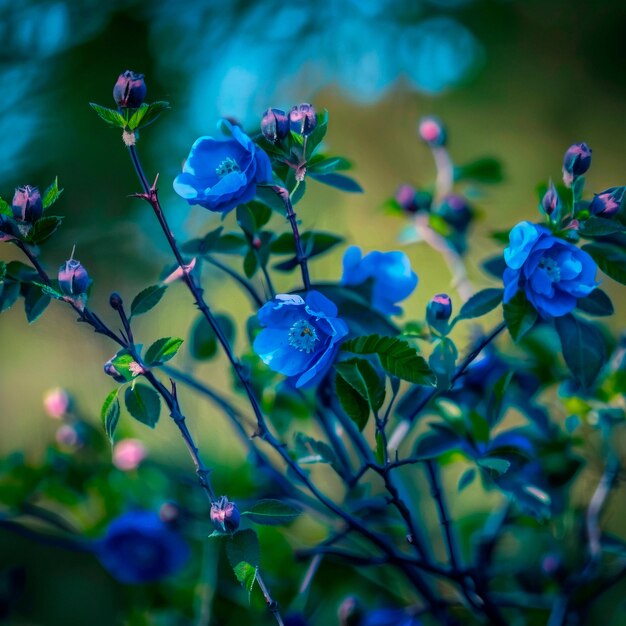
95, 510, 190, 584
173, 120, 272, 213
253, 291, 349, 388
341, 246, 418, 315
503, 221, 598, 318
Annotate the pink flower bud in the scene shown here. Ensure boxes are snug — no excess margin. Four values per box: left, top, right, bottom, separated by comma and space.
113, 439, 148, 471
43, 388, 70, 419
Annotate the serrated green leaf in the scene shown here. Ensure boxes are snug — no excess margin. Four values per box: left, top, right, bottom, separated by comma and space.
226, 529, 260, 569
26, 216, 63, 245
576, 288, 614, 316
144, 337, 184, 366
335, 374, 370, 430
335, 358, 385, 413
42, 178, 63, 209
241, 499, 302, 526
578, 216, 625, 237
124, 384, 160, 428
101, 389, 120, 444
233, 562, 258, 601
23, 284, 50, 323
503, 291, 538, 341
89, 103, 126, 128
555, 314, 606, 388
342, 334, 435, 386
582, 242, 626, 285
190, 313, 235, 360
456, 288, 503, 322
130, 284, 167, 317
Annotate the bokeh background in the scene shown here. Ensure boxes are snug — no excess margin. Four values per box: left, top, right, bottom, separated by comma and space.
1, 0, 626, 624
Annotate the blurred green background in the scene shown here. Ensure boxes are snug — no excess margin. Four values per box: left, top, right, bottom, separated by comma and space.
1, 0, 625, 623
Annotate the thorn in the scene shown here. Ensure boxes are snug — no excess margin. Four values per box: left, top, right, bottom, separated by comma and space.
128, 192, 149, 200
151, 173, 160, 191
69, 244, 76, 260
170, 379, 178, 399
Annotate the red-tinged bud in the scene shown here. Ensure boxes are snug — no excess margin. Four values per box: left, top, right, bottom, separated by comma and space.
12, 185, 43, 222
261, 108, 289, 143
289, 103, 317, 136
210, 496, 240, 533
418, 116, 447, 147
113, 70, 147, 108
58, 258, 90, 297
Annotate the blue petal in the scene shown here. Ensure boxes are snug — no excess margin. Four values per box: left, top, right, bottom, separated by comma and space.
305, 290, 339, 318
504, 221, 542, 270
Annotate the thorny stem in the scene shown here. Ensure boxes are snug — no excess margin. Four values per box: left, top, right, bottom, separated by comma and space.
256, 572, 285, 626
270, 185, 311, 291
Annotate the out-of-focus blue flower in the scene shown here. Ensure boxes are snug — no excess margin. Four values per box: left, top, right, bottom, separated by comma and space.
342, 246, 418, 316
95, 510, 190, 584
562, 142, 592, 187
253, 292, 349, 388
362, 607, 421, 626
589, 187, 624, 217
173, 120, 272, 213
503, 221, 597, 318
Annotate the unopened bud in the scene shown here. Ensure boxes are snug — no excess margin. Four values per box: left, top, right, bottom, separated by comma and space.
159, 501, 183, 525
109, 292, 124, 310
104, 360, 125, 383
210, 496, 240, 533
418, 116, 447, 147
338, 596, 363, 626
58, 259, 90, 297
55, 424, 84, 448
113, 439, 147, 471
289, 103, 317, 136
43, 388, 71, 419
427, 293, 453, 333
541, 181, 562, 219
261, 108, 289, 143
589, 186, 624, 217
562, 142, 592, 187
12, 186, 43, 222
395, 184, 432, 214
113, 70, 147, 109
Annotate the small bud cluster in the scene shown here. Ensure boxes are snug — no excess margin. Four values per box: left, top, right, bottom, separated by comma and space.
261, 103, 317, 143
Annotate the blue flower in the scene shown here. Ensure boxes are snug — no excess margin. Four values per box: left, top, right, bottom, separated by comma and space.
173, 120, 272, 213
95, 511, 190, 584
503, 221, 598, 318
341, 246, 418, 316
253, 291, 349, 388
362, 608, 421, 626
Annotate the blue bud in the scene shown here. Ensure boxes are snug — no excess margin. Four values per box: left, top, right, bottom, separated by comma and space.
418, 116, 447, 147
540, 181, 562, 220
12, 186, 43, 222
261, 108, 290, 143
395, 185, 432, 214
104, 360, 125, 383
113, 70, 147, 108
427, 293, 452, 333
210, 496, 240, 533
562, 142, 592, 186
289, 103, 317, 136
58, 258, 90, 296
589, 187, 624, 217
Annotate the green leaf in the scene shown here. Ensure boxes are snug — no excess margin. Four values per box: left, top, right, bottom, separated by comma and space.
458, 468, 476, 491
189, 313, 235, 360
233, 562, 257, 602
110, 350, 138, 382
335, 373, 370, 430
241, 499, 302, 526
0, 281, 20, 312
226, 529, 260, 569
101, 389, 120, 444
23, 284, 50, 323
130, 284, 167, 317
6, 261, 39, 282
304, 109, 329, 159
454, 157, 503, 184
243, 248, 258, 278
307, 155, 352, 175
26, 216, 63, 245
127, 101, 170, 130
503, 291, 538, 341
89, 103, 126, 128
144, 337, 184, 366
478, 457, 511, 477
335, 358, 386, 414
578, 216, 625, 237
270, 231, 343, 271
181, 226, 224, 254
572, 175, 585, 202
456, 288, 503, 321
482, 255, 507, 279
555, 314, 606, 388
236, 204, 257, 236
309, 172, 363, 193
415, 426, 461, 459
42, 178, 64, 209
342, 334, 436, 386
576, 288, 614, 316
294, 432, 338, 466
582, 242, 626, 285
124, 384, 161, 428
0, 196, 10, 216
428, 337, 458, 390
0, 261, 5, 283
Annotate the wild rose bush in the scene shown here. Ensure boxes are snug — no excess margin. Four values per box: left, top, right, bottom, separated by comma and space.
1, 71, 626, 626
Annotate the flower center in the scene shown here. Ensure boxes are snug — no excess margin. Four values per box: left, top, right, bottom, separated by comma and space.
215, 157, 241, 178
288, 320, 319, 353
538, 256, 561, 282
